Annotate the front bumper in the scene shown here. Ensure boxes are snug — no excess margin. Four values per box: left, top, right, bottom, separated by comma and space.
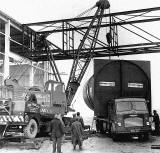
114, 126, 151, 134
0, 122, 27, 136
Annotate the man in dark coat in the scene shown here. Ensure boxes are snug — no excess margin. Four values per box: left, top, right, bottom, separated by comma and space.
70, 113, 76, 126
153, 110, 160, 135
71, 117, 83, 150
50, 114, 65, 153
76, 112, 84, 129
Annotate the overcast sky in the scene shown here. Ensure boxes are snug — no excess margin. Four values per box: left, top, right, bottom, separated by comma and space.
0, 0, 159, 23
1, 0, 160, 117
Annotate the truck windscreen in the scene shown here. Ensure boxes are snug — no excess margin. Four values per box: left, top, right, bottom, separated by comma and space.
133, 101, 147, 111
116, 102, 131, 112
116, 101, 147, 112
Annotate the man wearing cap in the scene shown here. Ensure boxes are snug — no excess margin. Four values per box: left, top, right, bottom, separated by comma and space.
76, 112, 84, 129
50, 114, 65, 153
71, 117, 83, 150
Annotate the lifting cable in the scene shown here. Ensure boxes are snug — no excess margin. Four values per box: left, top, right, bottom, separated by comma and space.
76, 6, 96, 18
9, 58, 26, 79
37, 6, 96, 36
9, 57, 50, 87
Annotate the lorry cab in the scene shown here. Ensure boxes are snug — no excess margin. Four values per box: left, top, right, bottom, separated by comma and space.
108, 98, 151, 140
0, 80, 68, 139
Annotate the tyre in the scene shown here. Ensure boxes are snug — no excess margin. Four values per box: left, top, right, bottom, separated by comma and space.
96, 120, 100, 132
139, 133, 149, 141
99, 120, 105, 134
108, 124, 112, 138
112, 133, 118, 141
24, 119, 38, 138
143, 133, 149, 141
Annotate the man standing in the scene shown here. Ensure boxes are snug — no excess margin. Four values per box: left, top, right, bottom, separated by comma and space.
71, 118, 83, 150
70, 113, 76, 126
50, 114, 65, 153
76, 112, 85, 128
153, 110, 160, 135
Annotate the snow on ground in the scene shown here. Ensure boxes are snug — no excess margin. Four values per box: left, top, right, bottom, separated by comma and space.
0, 117, 159, 153
1, 134, 160, 153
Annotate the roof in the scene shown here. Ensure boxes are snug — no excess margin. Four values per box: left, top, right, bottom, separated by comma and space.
0, 9, 21, 27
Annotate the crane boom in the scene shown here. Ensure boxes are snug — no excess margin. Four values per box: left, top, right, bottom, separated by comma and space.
66, 0, 110, 105
35, 34, 63, 83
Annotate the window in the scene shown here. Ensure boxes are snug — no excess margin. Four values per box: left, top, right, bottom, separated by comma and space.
116, 102, 132, 112
0, 19, 5, 54
0, 19, 5, 33
133, 101, 147, 111
116, 100, 147, 112
0, 33, 5, 54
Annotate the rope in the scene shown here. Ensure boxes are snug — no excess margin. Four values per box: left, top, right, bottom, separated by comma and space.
9, 58, 26, 79
37, 6, 96, 34
75, 6, 96, 18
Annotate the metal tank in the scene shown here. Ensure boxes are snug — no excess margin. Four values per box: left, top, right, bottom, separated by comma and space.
83, 59, 151, 117
83, 76, 94, 110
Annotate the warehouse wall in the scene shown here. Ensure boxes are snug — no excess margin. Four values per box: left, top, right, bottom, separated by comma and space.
9, 64, 44, 88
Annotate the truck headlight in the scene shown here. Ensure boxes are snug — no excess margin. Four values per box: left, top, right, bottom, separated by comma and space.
146, 121, 150, 126
117, 122, 122, 126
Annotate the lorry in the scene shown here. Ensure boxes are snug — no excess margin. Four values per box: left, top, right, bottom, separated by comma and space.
83, 59, 152, 141
0, 79, 67, 139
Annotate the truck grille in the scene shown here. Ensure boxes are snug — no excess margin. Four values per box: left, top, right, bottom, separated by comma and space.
124, 117, 143, 127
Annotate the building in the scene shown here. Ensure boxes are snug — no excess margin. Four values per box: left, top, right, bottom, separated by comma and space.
0, 10, 53, 88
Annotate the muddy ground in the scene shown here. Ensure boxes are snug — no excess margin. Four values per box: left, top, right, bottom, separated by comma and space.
1, 134, 160, 153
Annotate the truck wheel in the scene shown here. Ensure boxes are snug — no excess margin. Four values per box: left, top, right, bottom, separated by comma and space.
143, 133, 149, 141
112, 134, 117, 141
24, 119, 38, 138
108, 124, 112, 138
96, 120, 100, 132
139, 133, 149, 141
99, 120, 105, 134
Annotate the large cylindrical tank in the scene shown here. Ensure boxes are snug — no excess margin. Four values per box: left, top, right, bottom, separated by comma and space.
83, 60, 151, 117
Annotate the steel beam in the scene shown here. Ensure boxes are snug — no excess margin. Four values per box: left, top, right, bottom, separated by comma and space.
24, 7, 160, 26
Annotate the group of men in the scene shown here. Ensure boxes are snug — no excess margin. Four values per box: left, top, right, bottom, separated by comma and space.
71, 112, 84, 150
49, 109, 160, 153
50, 112, 84, 153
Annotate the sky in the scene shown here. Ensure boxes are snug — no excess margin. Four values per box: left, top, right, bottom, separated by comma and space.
0, 0, 160, 117
0, 0, 160, 24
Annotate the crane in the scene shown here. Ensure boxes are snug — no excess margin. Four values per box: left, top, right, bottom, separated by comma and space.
21, 0, 117, 106
14, 0, 160, 109
23, 0, 111, 106
65, 0, 110, 105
